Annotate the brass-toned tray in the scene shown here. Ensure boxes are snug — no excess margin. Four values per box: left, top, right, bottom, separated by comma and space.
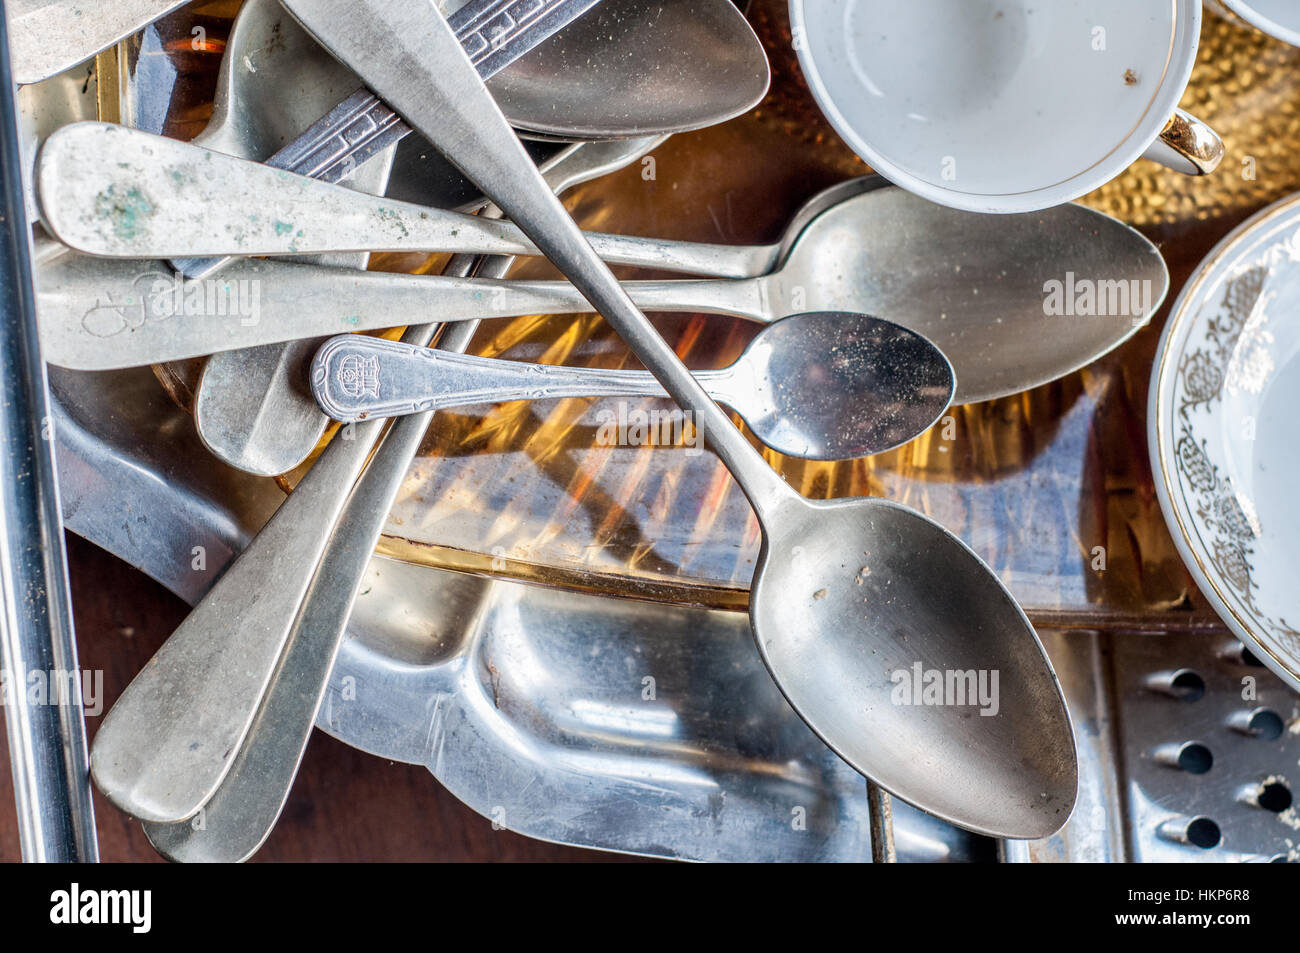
144, 3, 1300, 633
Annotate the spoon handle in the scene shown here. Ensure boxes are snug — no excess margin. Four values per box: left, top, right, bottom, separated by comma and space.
279, 0, 799, 520
40, 123, 782, 280
36, 252, 772, 371
140, 255, 500, 861
9, 0, 190, 86
310, 332, 733, 424
87, 237, 487, 822
88, 412, 387, 822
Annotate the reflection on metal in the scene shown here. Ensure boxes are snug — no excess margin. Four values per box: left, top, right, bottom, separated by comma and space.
0, 8, 97, 862
50, 361, 988, 860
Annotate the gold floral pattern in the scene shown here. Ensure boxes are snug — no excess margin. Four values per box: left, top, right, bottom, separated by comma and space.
1172, 264, 1300, 652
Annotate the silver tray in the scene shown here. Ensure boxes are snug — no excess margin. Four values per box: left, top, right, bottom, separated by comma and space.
30, 24, 977, 863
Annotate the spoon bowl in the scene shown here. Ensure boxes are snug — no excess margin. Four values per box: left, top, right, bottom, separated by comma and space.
310, 310, 957, 460
766, 187, 1169, 404
485, 0, 770, 139
738, 309, 954, 458
753, 495, 1077, 839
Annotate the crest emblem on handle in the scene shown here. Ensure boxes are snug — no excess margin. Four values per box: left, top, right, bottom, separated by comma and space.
337, 353, 381, 400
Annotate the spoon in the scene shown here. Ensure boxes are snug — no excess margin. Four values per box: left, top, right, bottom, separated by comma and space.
40, 122, 781, 278
37, 181, 1167, 406
310, 311, 956, 460
485, 0, 769, 141
280, 0, 1078, 838
89, 139, 663, 830
6, 0, 189, 86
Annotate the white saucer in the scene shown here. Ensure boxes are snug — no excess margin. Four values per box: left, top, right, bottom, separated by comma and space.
1209, 0, 1300, 48
1150, 192, 1300, 693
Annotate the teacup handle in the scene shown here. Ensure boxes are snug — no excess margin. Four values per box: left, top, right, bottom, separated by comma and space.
1140, 109, 1225, 175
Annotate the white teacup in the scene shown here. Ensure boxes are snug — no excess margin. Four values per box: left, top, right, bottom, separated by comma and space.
1205, 0, 1300, 47
790, 0, 1223, 213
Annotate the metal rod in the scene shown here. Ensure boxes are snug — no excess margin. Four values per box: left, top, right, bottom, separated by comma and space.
0, 6, 99, 862
867, 780, 896, 863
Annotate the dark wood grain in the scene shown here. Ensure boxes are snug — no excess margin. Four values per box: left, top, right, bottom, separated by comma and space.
0, 534, 648, 862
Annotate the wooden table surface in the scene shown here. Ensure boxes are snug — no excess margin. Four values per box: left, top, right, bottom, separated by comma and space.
0, 535, 648, 862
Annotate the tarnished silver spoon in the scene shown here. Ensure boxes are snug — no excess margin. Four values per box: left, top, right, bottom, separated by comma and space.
310, 311, 956, 460
280, 0, 1078, 839
40, 121, 792, 278
36, 173, 1166, 406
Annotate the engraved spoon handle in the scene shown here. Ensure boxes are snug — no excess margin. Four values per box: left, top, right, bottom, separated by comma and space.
36, 256, 773, 371
310, 332, 735, 423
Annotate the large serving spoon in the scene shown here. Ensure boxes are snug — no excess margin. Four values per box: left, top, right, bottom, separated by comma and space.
40, 116, 880, 280
36, 178, 1167, 406
310, 311, 955, 459
89, 139, 664, 830
276, 0, 1077, 838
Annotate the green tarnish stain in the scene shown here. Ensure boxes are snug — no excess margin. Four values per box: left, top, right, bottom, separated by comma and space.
375, 207, 409, 237
274, 221, 294, 236
94, 185, 154, 241
343, 316, 361, 326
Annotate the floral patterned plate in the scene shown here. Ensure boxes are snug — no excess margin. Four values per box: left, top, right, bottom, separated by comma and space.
1150, 191, 1300, 693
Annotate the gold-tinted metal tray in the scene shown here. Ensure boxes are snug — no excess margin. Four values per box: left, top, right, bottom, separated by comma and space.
142, 2, 1300, 626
